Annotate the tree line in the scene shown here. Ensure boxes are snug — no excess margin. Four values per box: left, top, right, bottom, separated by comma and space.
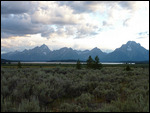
76, 55, 102, 70
16, 56, 102, 69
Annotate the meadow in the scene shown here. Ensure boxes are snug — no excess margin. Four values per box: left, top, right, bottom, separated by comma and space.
1, 63, 149, 112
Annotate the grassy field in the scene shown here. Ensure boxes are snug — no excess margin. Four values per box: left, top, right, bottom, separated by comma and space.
1, 64, 149, 112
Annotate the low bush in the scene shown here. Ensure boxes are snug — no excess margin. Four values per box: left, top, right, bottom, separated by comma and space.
1, 65, 149, 112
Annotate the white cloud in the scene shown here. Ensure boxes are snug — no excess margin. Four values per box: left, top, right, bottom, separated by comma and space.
30, 1, 82, 25
1, 1, 149, 53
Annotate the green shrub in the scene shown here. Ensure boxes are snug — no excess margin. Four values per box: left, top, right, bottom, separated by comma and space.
76, 59, 82, 69
97, 103, 120, 112
59, 103, 82, 112
18, 96, 40, 112
1, 66, 149, 112
75, 93, 94, 106
126, 65, 131, 71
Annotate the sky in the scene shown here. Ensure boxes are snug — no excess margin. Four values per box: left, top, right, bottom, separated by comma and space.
1, 1, 149, 54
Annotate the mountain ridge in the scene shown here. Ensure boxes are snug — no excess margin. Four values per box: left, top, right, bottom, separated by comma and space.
1, 41, 149, 62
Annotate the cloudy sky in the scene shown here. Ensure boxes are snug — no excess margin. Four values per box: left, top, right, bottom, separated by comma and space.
1, 1, 149, 54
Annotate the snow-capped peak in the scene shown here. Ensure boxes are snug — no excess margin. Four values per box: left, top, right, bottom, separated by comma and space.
43, 52, 47, 55
127, 46, 132, 51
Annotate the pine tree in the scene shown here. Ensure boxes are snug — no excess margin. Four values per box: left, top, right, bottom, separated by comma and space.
86, 56, 94, 69
94, 56, 102, 69
94, 56, 99, 69
76, 59, 81, 69
126, 65, 131, 71
18, 61, 22, 68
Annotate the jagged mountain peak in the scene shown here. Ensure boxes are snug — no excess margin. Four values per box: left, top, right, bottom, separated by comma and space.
103, 41, 149, 61
31, 44, 50, 52
1, 41, 149, 62
126, 41, 136, 44
91, 47, 103, 53
126, 41, 141, 47
126, 41, 138, 44
22, 49, 28, 53
40, 44, 47, 48
39, 44, 49, 49
91, 47, 101, 51
119, 41, 143, 51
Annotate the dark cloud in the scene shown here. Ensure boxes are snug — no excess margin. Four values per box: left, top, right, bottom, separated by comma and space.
118, 1, 137, 10
1, 1, 86, 39
58, 1, 89, 13
1, 1, 143, 40
58, 1, 105, 13
1, 14, 51, 38
58, 1, 120, 14
1, 1, 33, 14
41, 27, 55, 38
1, 32, 15, 39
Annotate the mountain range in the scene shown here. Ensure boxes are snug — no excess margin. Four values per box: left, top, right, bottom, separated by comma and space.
1, 41, 149, 62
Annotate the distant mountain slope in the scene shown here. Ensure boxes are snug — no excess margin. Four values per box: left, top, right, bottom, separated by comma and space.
1, 41, 149, 62
1, 44, 51, 61
103, 41, 149, 62
77, 47, 107, 61
49, 47, 79, 60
